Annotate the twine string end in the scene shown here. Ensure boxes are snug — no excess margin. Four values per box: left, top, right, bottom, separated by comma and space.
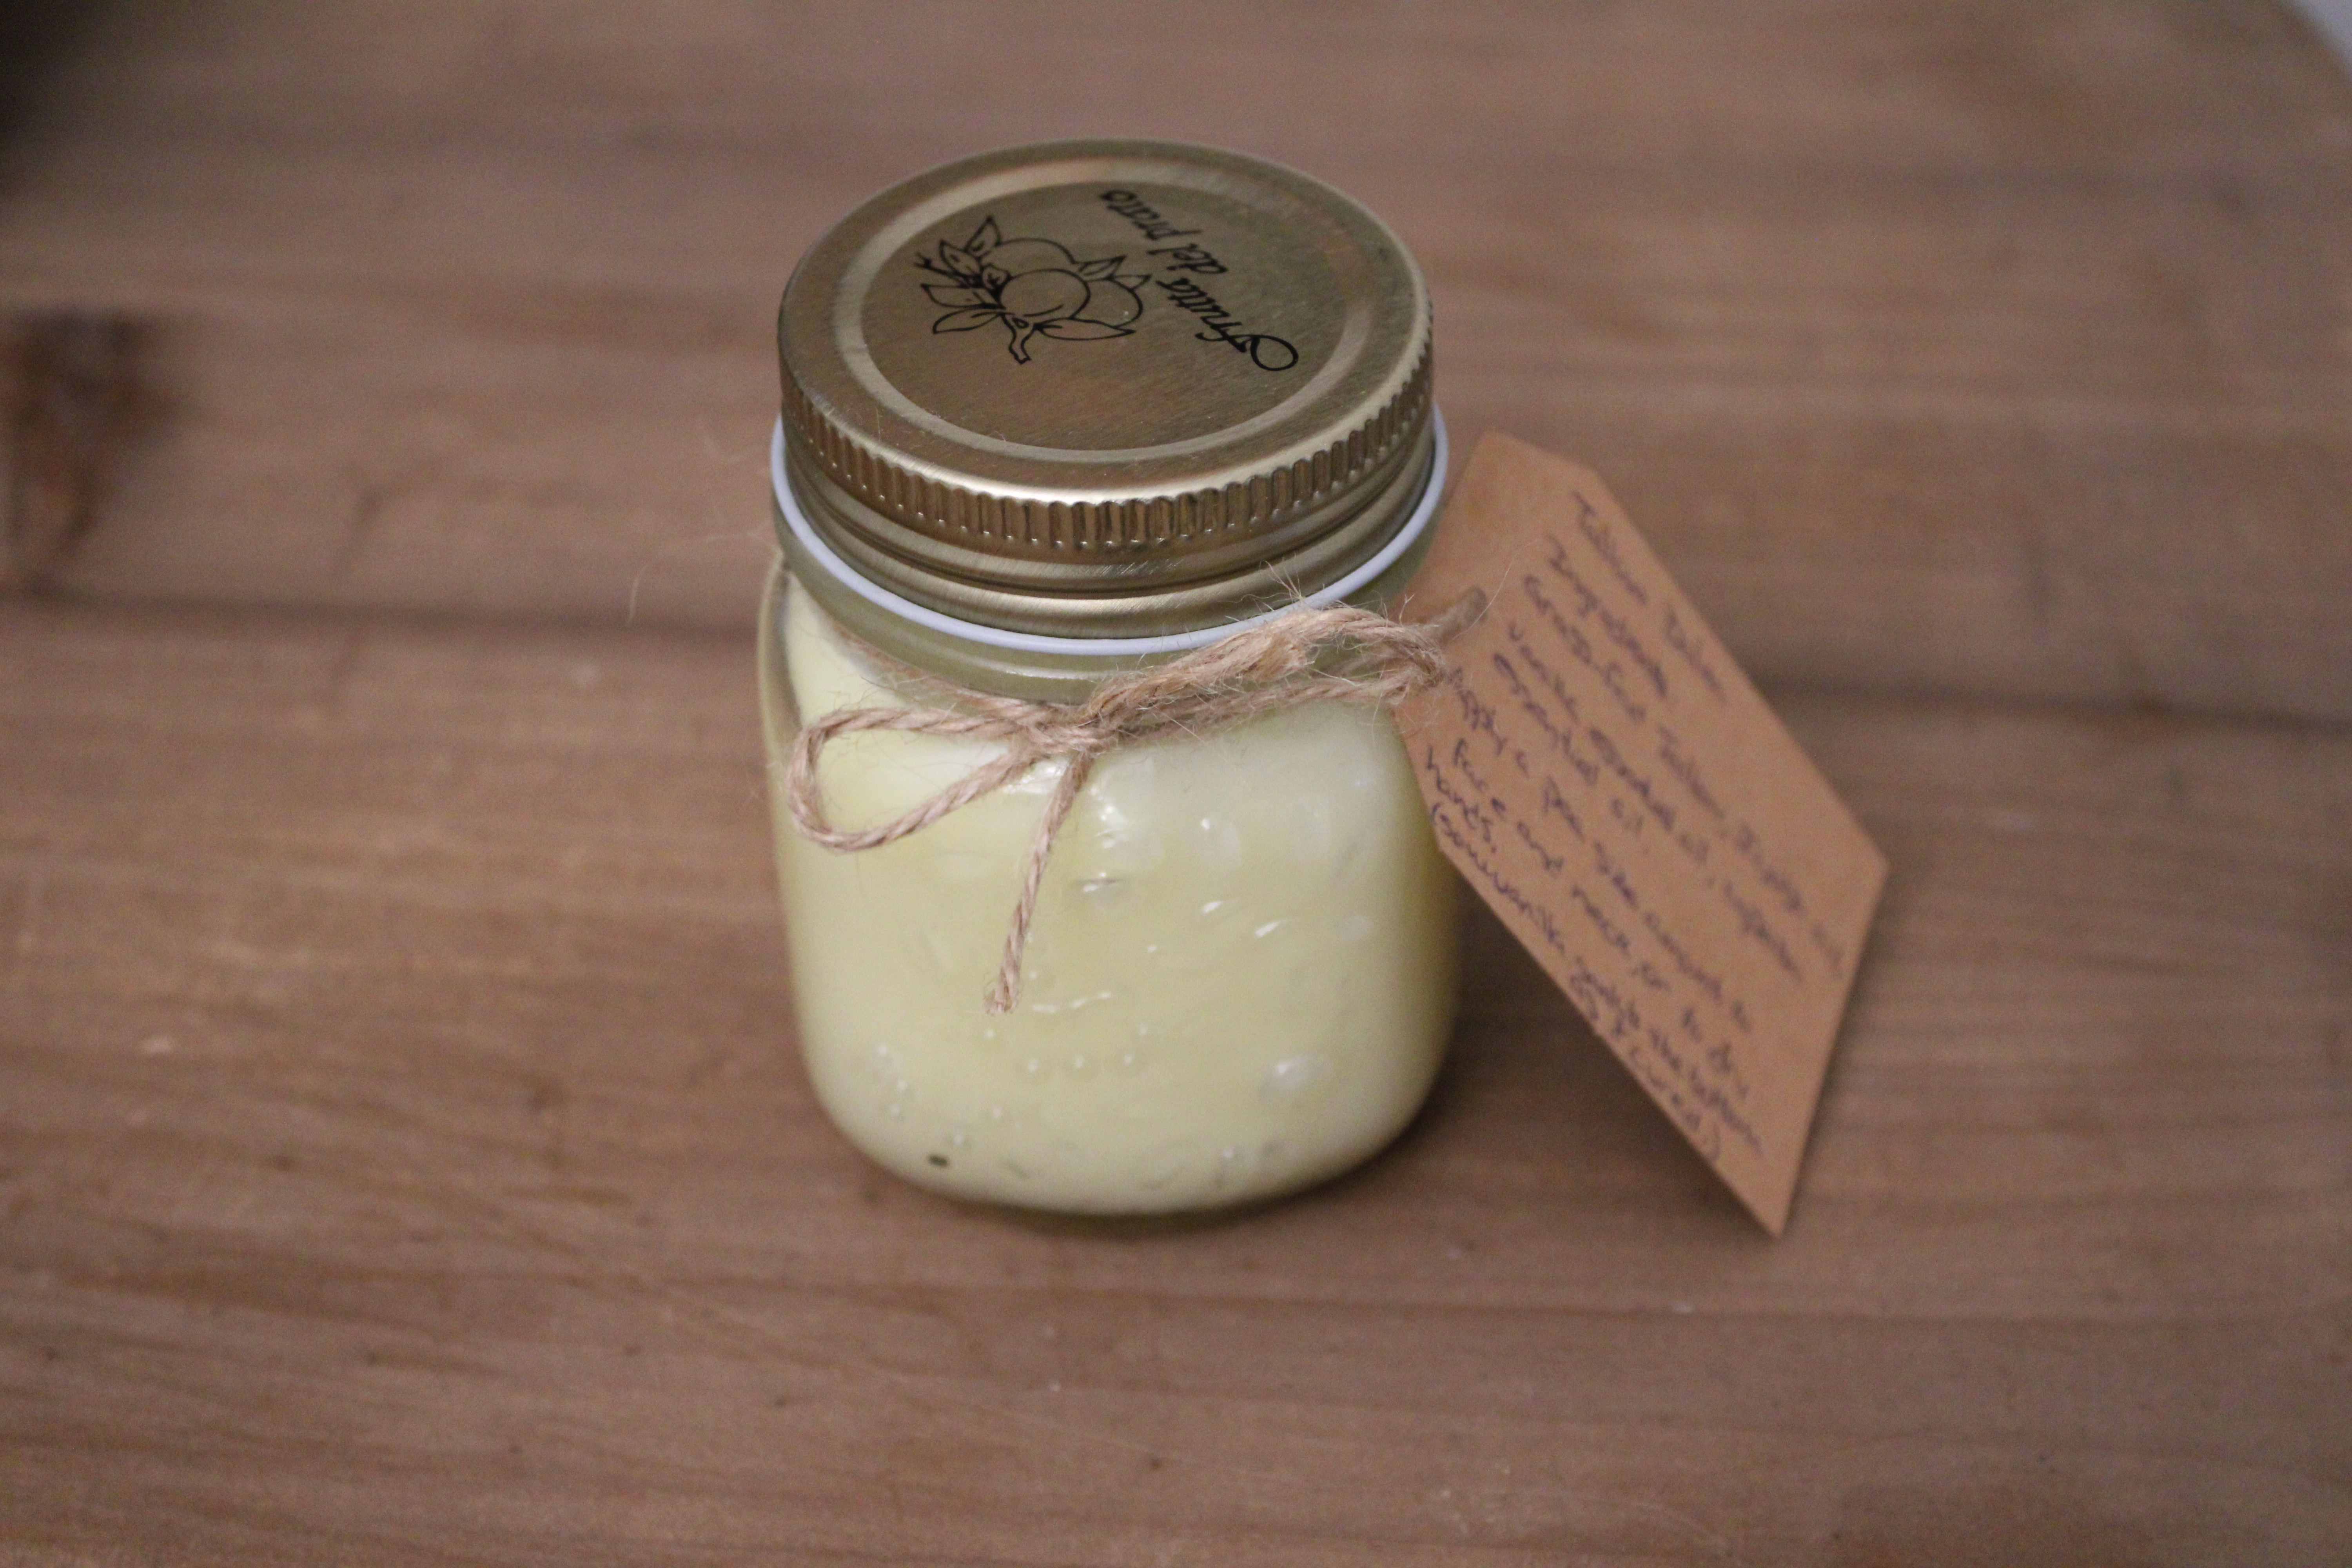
984, 749, 1098, 1014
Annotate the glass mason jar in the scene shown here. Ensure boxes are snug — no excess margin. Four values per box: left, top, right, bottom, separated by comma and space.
760, 139, 1457, 1213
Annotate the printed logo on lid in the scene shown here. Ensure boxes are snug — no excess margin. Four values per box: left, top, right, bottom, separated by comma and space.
912, 201, 1307, 377
866, 178, 1333, 451
916, 216, 1148, 364
777, 138, 1437, 630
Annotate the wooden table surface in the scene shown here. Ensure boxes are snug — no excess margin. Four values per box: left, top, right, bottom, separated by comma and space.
4, 4, 2348, 1563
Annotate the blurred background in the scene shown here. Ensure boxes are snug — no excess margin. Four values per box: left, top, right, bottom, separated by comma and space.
4, 1, 2349, 719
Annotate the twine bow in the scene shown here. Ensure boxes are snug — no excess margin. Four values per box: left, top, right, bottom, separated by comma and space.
785, 593, 1485, 1014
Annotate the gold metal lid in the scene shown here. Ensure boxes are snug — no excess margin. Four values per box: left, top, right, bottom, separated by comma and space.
775, 138, 1434, 638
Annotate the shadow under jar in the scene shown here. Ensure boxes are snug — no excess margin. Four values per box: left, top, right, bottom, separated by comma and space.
760, 139, 1458, 1213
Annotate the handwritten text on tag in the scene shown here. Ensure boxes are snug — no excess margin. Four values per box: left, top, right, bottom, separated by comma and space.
1398, 434, 1886, 1233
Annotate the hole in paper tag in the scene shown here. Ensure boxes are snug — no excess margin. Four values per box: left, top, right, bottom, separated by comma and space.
1398, 433, 1886, 1234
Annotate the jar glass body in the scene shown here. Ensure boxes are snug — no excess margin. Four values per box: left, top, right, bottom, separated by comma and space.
759, 566, 1459, 1213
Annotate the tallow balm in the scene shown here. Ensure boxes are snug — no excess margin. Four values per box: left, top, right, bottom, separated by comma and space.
763, 139, 1458, 1212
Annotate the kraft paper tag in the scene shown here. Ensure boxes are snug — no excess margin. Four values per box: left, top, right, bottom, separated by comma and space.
1397, 434, 1886, 1234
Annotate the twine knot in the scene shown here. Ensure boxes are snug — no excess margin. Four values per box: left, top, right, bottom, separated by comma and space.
785, 593, 1485, 1014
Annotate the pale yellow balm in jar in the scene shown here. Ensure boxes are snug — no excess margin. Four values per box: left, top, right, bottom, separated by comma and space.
760, 139, 1457, 1213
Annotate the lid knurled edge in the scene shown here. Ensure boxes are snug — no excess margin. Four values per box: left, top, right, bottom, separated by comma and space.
780, 336, 1432, 557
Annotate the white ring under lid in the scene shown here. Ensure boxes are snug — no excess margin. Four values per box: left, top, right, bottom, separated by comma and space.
770, 408, 1449, 658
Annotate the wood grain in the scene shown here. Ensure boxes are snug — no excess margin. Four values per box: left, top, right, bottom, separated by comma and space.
2, 601, 2345, 1564
3, 4, 2349, 1561
0, 312, 140, 591
0, 2, 2348, 717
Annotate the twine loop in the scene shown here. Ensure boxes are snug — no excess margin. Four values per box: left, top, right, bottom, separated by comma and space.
785, 593, 1485, 1014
